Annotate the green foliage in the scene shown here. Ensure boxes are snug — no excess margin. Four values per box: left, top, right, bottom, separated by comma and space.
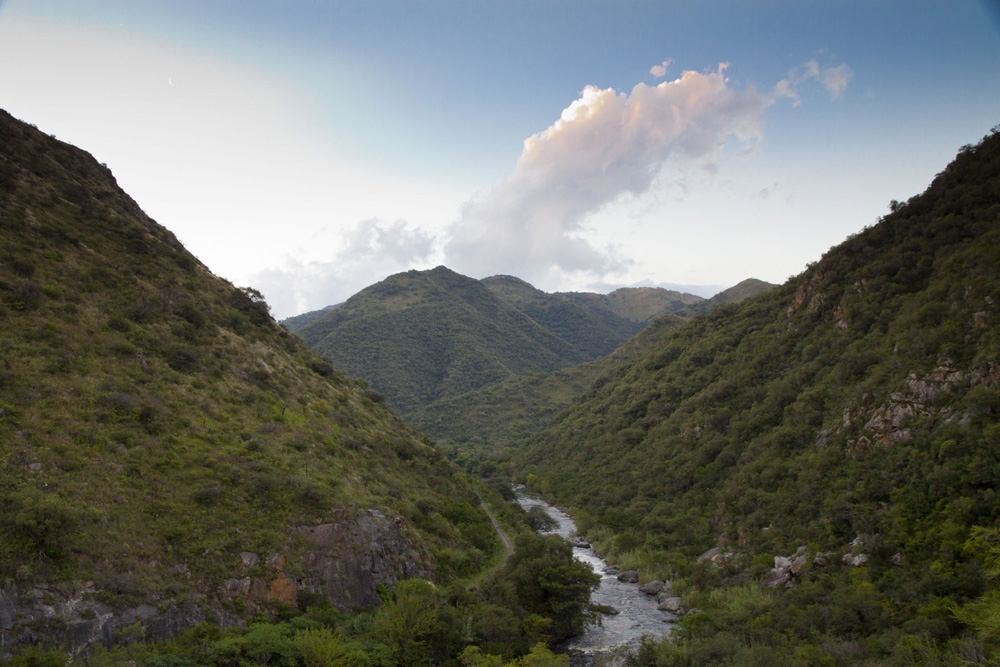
209, 622, 299, 667
0, 108, 500, 652
525, 506, 557, 532
510, 128, 1000, 663
289, 268, 726, 420
295, 627, 348, 667
500, 533, 600, 641
370, 579, 440, 665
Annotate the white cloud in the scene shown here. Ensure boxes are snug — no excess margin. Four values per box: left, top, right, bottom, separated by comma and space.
251, 218, 439, 318
444, 65, 771, 285
650, 59, 673, 78
775, 59, 853, 106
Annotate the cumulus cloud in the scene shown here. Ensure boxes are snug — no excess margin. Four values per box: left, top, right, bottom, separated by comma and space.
775, 59, 853, 106
649, 59, 673, 78
444, 65, 771, 283
251, 218, 437, 318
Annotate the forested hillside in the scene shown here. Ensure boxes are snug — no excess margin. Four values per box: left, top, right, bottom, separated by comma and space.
0, 110, 502, 656
292, 267, 706, 416
410, 315, 688, 466
294, 267, 588, 414
517, 129, 1000, 663
480, 275, 702, 359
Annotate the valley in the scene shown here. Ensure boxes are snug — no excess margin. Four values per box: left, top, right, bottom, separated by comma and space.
1, 102, 999, 667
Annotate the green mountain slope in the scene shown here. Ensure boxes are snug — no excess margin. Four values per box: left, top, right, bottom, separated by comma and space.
289, 269, 713, 418
517, 131, 1000, 662
0, 110, 496, 655
281, 304, 340, 333
406, 285, 768, 461
675, 277, 775, 317
294, 268, 594, 415
481, 275, 701, 358
409, 314, 688, 464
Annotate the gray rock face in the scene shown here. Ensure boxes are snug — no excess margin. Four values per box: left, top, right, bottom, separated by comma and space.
0, 508, 428, 659
762, 550, 809, 588
297, 509, 431, 610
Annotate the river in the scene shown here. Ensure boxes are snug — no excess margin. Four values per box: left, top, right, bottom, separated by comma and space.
515, 491, 674, 666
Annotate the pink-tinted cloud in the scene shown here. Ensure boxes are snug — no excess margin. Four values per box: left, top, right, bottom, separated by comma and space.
650, 58, 673, 78
445, 65, 770, 282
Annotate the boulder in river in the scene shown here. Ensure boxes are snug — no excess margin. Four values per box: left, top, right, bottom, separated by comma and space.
616, 570, 639, 583
639, 580, 664, 596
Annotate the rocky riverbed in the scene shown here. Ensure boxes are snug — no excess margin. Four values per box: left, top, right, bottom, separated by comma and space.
515, 491, 675, 665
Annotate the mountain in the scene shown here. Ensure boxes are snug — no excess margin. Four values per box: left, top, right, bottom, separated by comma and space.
481, 275, 702, 358
293, 267, 591, 415
288, 269, 729, 418
515, 130, 1000, 662
405, 283, 771, 459
674, 277, 775, 317
281, 304, 340, 333
408, 314, 688, 466
0, 110, 498, 656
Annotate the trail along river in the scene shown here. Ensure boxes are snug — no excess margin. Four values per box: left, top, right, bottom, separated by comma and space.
515, 490, 674, 665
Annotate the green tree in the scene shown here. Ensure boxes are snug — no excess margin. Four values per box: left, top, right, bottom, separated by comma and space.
500, 533, 599, 641
371, 579, 441, 666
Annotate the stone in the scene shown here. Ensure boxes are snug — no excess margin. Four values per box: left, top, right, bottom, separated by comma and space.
639, 580, 663, 596
790, 555, 808, 574
657, 596, 682, 612
762, 568, 792, 588
616, 570, 639, 583
239, 552, 259, 568
891, 552, 904, 567
842, 553, 869, 567
697, 547, 721, 564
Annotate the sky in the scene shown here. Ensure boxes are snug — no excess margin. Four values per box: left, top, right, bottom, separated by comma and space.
1, 1, 999, 319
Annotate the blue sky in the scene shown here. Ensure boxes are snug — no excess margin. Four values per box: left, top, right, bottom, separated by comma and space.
1, 1, 998, 318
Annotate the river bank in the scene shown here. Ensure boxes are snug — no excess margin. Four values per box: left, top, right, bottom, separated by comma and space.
514, 490, 674, 665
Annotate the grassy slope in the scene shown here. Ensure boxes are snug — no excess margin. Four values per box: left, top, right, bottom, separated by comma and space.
516, 131, 1000, 660
0, 110, 494, 611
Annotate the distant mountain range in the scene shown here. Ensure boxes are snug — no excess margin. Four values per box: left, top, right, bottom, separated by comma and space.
285, 268, 773, 417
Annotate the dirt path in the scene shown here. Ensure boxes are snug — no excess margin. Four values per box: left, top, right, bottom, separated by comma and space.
480, 499, 514, 560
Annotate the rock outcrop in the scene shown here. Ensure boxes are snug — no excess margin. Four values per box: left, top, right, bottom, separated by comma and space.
0, 509, 426, 659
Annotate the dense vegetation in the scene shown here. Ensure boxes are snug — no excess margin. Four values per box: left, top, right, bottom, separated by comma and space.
391, 281, 770, 453
5, 481, 597, 666
480, 275, 702, 359
0, 109, 525, 657
412, 316, 688, 466
288, 268, 713, 417
513, 128, 1000, 663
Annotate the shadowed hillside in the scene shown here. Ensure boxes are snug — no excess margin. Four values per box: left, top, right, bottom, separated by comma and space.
0, 110, 498, 656
516, 129, 1000, 663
